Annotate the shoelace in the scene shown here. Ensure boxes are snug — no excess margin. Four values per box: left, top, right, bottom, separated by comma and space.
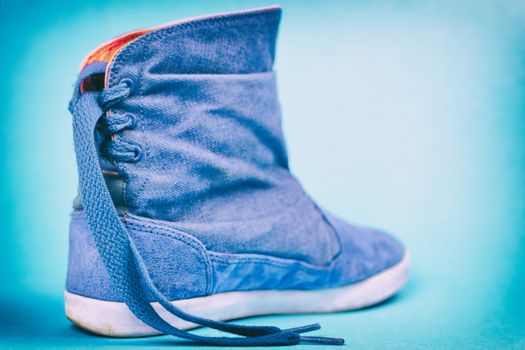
69, 73, 345, 346
98, 112, 142, 162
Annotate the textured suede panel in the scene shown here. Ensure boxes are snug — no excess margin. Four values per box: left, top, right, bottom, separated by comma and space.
209, 212, 405, 294
66, 211, 211, 301
67, 210, 404, 301
67, 211, 121, 301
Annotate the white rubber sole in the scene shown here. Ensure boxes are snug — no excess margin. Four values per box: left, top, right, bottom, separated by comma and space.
65, 253, 410, 337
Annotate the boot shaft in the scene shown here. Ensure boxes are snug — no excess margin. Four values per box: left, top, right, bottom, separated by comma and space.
82, 8, 294, 221
74, 7, 340, 265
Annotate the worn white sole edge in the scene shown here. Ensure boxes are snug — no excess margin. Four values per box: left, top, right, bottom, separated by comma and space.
65, 252, 410, 337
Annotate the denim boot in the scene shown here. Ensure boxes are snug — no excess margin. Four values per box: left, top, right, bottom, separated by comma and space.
66, 6, 409, 346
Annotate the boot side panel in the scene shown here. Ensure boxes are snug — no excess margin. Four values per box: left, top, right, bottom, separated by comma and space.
66, 211, 212, 302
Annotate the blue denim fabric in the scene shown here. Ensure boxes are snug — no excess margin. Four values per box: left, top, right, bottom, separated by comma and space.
111, 72, 341, 266
67, 6, 405, 346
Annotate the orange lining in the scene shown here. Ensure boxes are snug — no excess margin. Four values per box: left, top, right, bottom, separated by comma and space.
80, 29, 151, 70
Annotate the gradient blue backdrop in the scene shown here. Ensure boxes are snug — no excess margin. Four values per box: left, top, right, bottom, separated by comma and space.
1, 1, 524, 349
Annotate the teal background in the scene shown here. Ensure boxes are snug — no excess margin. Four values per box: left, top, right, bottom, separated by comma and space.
1, 0, 524, 349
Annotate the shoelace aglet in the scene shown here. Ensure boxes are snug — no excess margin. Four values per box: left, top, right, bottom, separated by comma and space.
284, 324, 345, 345
284, 323, 321, 334
299, 335, 345, 345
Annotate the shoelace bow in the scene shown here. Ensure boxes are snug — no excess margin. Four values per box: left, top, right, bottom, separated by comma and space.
69, 75, 345, 346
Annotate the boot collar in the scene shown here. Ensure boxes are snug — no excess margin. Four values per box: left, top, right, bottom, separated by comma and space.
78, 6, 281, 89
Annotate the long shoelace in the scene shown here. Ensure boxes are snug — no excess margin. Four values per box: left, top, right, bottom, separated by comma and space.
69, 73, 345, 346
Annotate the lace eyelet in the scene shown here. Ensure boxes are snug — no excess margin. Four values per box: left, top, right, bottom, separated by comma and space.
126, 114, 138, 129
130, 145, 143, 162
120, 78, 134, 91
